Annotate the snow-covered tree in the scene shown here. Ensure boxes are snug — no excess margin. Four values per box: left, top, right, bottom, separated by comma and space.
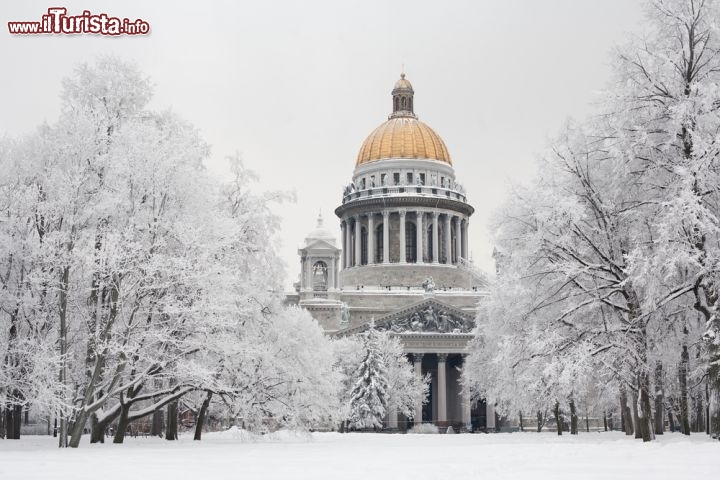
348, 327, 390, 430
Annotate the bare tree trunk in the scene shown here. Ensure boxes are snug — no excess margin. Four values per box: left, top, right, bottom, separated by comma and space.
620, 387, 634, 436
667, 400, 676, 433
654, 362, 664, 435
151, 409, 164, 437
165, 401, 178, 441
58, 264, 70, 448
194, 391, 213, 441
603, 411, 608, 432
693, 391, 704, 433
90, 414, 105, 444
554, 402, 562, 436
113, 400, 132, 444
536, 411, 543, 432
569, 398, 578, 435
638, 372, 654, 442
706, 378, 711, 435
518, 411, 524, 432
710, 361, 720, 437
679, 345, 691, 435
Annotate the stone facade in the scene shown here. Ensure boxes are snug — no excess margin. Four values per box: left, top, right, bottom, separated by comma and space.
287, 74, 495, 432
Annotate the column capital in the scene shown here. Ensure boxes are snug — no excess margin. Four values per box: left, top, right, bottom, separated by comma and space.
433, 211, 440, 219
413, 353, 424, 363
354, 213, 361, 221
398, 208, 407, 217
437, 353, 449, 362
382, 210, 390, 219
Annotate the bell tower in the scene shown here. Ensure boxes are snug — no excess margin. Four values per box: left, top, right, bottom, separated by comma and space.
390, 73, 416, 119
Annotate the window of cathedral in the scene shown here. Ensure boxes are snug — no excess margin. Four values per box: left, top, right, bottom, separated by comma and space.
406, 222, 417, 263
360, 227, 368, 265
375, 224, 384, 263
419, 173, 425, 185
393, 172, 400, 185
406, 172, 413, 184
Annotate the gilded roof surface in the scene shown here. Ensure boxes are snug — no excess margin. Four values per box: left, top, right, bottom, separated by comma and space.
355, 116, 452, 166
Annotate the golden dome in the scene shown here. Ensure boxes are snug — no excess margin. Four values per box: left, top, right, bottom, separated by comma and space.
356, 116, 452, 166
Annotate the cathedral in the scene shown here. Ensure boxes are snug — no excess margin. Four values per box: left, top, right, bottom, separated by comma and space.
286, 74, 492, 431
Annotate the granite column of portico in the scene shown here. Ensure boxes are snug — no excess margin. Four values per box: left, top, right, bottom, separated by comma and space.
416, 211, 424, 263
382, 211, 390, 264
399, 209, 407, 264
413, 354, 424, 423
354, 214, 362, 266
367, 213, 375, 265
437, 353, 447, 425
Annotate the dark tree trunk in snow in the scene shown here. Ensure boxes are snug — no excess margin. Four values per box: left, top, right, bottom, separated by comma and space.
638, 372, 654, 442
113, 401, 132, 444
667, 404, 676, 433
706, 380, 711, 435
569, 399, 578, 435
536, 411, 543, 432
679, 345, 691, 435
693, 391, 704, 433
151, 409, 164, 437
603, 411, 608, 431
90, 415, 105, 444
620, 387, 634, 436
654, 362, 664, 435
554, 402, 562, 436
194, 392, 213, 441
518, 412, 524, 432
165, 401, 178, 441
4, 405, 21, 439
631, 389, 642, 439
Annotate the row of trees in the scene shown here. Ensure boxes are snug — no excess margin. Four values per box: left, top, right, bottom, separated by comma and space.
463, 0, 720, 442
0, 57, 423, 447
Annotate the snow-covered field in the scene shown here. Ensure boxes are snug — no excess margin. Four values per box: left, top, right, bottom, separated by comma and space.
0, 430, 715, 480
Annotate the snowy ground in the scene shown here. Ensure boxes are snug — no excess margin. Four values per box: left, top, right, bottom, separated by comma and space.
0, 430, 715, 480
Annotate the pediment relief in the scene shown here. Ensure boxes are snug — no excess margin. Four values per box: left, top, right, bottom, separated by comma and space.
355, 299, 475, 335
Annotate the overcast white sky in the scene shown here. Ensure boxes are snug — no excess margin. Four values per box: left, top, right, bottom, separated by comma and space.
0, 1, 646, 289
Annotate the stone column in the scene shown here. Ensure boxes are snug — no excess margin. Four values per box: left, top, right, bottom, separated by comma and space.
416, 211, 424, 264
399, 209, 407, 264
454, 216, 461, 265
382, 211, 390, 264
340, 222, 346, 269
300, 256, 306, 290
414, 354, 424, 424
305, 256, 312, 291
437, 354, 447, 424
444, 214, 451, 264
461, 354, 472, 429
486, 402, 496, 431
461, 219, 469, 260
345, 218, 352, 268
328, 257, 335, 290
432, 212, 439, 264
354, 215, 362, 267
367, 213, 375, 265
